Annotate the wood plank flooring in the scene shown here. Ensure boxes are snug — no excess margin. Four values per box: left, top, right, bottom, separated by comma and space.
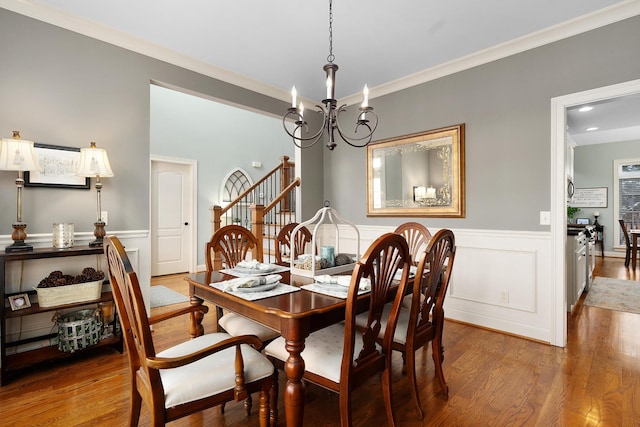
1, 256, 639, 426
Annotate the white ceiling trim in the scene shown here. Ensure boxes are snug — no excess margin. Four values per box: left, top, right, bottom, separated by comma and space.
342, 1, 640, 105
3, 0, 640, 107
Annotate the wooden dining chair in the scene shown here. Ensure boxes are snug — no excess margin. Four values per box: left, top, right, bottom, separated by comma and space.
619, 219, 635, 267
206, 224, 263, 271
357, 229, 456, 419
104, 236, 276, 427
264, 233, 412, 427
274, 223, 313, 264
394, 222, 432, 265
206, 225, 279, 342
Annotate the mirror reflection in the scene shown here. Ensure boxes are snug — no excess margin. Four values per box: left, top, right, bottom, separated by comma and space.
367, 124, 465, 217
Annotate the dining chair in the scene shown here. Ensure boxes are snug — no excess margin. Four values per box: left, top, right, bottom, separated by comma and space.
274, 222, 313, 264
394, 222, 432, 265
356, 228, 456, 419
206, 225, 279, 342
619, 219, 634, 267
104, 236, 276, 427
264, 232, 412, 427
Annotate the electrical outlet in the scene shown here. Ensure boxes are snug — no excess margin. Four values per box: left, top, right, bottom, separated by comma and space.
101, 211, 108, 225
500, 290, 509, 304
540, 211, 551, 225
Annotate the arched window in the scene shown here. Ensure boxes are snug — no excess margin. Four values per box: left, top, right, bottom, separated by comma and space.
220, 168, 253, 203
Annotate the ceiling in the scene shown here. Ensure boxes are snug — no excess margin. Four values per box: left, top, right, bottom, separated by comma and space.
2, 0, 640, 144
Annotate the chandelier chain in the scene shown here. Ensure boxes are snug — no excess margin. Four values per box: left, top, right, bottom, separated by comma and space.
327, 0, 334, 63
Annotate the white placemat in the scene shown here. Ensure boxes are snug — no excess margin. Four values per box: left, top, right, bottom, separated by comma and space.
301, 283, 370, 299
210, 281, 300, 301
221, 264, 290, 277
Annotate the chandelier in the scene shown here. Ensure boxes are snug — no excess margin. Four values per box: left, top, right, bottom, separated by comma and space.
283, 0, 378, 150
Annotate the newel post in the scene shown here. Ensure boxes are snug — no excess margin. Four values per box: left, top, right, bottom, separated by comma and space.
280, 156, 291, 211
250, 204, 265, 261
212, 205, 223, 235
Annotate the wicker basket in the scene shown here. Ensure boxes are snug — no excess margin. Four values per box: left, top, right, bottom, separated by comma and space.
36, 280, 103, 308
56, 309, 102, 353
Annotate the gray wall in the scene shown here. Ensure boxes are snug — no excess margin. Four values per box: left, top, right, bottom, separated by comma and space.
574, 139, 640, 251
2, 7, 640, 263
325, 15, 640, 232
0, 9, 318, 247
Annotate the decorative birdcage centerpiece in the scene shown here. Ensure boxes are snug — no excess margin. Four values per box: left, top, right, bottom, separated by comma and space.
290, 202, 360, 278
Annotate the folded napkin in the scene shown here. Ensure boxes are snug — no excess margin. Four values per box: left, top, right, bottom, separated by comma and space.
314, 275, 371, 291
393, 265, 418, 280
222, 274, 282, 292
236, 260, 273, 271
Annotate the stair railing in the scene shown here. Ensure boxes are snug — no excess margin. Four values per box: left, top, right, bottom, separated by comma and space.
210, 156, 300, 267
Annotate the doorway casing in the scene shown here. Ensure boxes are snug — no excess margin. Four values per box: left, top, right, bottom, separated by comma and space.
550, 78, 640, 347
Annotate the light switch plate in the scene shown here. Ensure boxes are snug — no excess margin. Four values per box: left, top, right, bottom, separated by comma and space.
540, 211, 551, 225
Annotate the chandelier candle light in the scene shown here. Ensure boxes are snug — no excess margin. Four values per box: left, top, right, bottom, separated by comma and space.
283, 0, 378, 150
0, 131, 43, 252
76, 142, 114, 247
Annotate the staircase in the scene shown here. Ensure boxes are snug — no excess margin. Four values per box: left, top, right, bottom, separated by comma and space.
210, 156, 300, 266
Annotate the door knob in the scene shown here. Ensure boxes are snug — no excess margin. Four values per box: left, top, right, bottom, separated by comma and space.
184, 222, 189, 226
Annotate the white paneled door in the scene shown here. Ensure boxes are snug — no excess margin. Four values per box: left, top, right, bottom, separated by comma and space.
151, 159, 195, 276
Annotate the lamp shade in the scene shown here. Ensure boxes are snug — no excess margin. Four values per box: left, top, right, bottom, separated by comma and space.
0, 131, 42, 172
76, 142, 114, 178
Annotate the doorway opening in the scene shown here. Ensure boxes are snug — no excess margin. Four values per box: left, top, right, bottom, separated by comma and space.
551, 78, 640, 347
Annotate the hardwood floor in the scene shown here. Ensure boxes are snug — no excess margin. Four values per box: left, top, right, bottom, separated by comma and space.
1, 257, 639, 426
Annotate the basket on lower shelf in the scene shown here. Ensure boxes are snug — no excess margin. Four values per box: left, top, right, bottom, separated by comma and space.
35, 280, 103, 308
56, 309, 102, 353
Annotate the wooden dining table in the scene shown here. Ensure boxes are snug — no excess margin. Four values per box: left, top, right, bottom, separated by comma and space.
631, 230, 640, 269
186, 269, 368, 427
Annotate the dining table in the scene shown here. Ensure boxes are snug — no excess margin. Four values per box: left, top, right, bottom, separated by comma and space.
631, 230, 640, 269
185, 267, 373, 427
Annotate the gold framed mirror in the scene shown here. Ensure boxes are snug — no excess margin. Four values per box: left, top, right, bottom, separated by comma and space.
367, 124, 465, 217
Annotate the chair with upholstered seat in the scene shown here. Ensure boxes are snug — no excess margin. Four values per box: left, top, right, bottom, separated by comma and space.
104, 236, 276, 427
274, 223, 313, 264
265, 233, 411, 427
394, 222, 432, 265
356, 228, 455, 419
206, 225, 279, 343
619, 219, 636, 267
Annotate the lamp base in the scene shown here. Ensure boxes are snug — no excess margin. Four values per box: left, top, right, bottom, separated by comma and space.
6, 223, 33, 252
5, 240, 33, 253
89, 220, 107, 247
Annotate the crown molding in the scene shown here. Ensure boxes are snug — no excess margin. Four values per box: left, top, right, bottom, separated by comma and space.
0, 0, 291, 102
3, 0, 640, 106
341, 1, 640, 106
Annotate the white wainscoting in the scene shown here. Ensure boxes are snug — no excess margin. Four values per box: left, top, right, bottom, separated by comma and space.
319, 224, 554, 343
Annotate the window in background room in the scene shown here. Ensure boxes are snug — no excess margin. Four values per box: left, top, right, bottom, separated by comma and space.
614, 158, 640, 246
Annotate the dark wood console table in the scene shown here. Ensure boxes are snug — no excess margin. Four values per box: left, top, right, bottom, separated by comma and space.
0, 246, 123, 385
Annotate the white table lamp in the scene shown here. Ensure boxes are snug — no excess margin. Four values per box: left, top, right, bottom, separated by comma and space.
76, 141, 114, 247
0, 131, 42, 252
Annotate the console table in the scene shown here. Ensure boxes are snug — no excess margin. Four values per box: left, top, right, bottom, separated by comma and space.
0, 246, 123, 385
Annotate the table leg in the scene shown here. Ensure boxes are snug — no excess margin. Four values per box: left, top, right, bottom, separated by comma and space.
283, 337, 306, 427
633, 234, 638, 270
189, 294, 206, 337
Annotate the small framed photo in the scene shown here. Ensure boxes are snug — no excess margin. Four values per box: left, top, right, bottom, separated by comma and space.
8, 293, 31, 311
575, 218, 590, 225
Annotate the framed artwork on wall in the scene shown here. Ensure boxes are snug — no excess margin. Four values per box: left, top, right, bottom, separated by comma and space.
25, 144, 90, 189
